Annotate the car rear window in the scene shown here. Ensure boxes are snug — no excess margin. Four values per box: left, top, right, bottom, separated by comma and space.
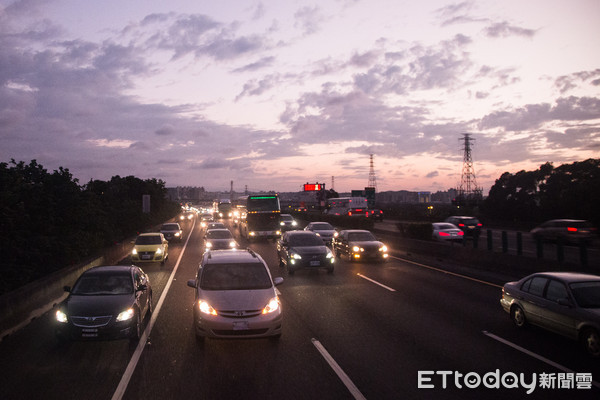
570, 281, 600, 308
200, 263, 272, 290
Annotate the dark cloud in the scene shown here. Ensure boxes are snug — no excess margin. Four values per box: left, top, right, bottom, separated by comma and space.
554, 69, 600, 94
294, 6, 324, 35
484, 21, 536, 38
232, 56, 275, 73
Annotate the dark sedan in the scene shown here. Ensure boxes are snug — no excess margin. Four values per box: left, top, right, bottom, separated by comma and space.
160, 222, 183, 242
55, 265, 152, 341
204, 228, 239, 251
500, 272, 600, 357
332, 229, 389, 262
277, 231, 334, 274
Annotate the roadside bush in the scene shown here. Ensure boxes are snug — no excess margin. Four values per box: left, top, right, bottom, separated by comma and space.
396, 222, 433, 240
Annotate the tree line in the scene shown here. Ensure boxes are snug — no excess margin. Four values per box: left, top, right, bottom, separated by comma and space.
0, 159, 180, 295
482, 158, 600, 229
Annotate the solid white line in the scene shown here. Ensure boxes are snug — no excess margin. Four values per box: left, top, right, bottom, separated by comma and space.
482, 331, 600, 389
312, 338, 367, 400
111, 219, 196, 400
389, 255, 502, 288
356, 273, 396, 292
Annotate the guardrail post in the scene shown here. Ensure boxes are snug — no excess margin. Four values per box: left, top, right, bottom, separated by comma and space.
487, 229, 493, 251
516, 232, 523, 256
502, 231, 508, 253
536, 237, 544, 259
556, 238, 565, 264
579, 241, 588, 267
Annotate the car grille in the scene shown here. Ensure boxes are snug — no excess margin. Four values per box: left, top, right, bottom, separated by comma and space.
213, 329, 269, 336
217, 309, 262, 318
71, 315, 112, 327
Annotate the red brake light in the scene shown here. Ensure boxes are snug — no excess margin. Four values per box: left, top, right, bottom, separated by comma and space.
458, 223, 465, 227
458, 231, 464, 236
477, 223, 482, 227
439, 232, 450, 236
567, 227, 577, 232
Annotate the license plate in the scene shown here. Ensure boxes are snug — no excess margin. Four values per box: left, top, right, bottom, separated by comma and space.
233, 321, 249, 331
310, 261, 320, 266
141, 255, 152, 260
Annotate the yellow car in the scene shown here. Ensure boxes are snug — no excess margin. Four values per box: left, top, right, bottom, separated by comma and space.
131, 233, 169, 264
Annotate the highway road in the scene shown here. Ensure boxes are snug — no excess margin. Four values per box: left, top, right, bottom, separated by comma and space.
0, 216, 599, 400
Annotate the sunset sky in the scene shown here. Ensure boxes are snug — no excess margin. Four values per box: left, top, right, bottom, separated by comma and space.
1, 0, 599, 194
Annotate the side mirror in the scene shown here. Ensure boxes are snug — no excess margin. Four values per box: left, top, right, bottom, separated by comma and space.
273, 277, 284, 286
187, 279, 197, 288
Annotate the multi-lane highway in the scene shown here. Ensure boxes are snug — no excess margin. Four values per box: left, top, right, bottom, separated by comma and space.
0, 216, 598, 400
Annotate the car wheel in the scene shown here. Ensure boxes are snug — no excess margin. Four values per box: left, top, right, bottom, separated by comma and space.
581, 328, 600, 358
510, 305, 526, 328
147, 292, 153, 315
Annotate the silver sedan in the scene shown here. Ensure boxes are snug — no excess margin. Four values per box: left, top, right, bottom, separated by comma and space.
500, 272, 600, 357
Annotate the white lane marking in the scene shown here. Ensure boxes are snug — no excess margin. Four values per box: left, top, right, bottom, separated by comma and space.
483, 331, 600, 389
356, 273, 396, 292
312, 338, 367, 400
389, 255, 502, 288
111, 219, 196, 400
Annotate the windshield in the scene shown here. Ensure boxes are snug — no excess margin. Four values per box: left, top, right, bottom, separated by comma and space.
200, 263, 272, 290
135, 235, 162, 245
207, 230, 232, 239
570, 281, 600, 308
287, 233, 324, 246
435, 223, 457, 230
72, 273, 133, 295
347, 232, 376, 241
161, 224, 179, 230
311, 223, 333, 230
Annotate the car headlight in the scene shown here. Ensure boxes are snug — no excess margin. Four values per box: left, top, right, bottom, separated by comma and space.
175, 232, 181, 237
291, 252, 302, 260
292, 221, 298, 226
262, 296, 281, 314
326, 249, 333, 259
280, 222, 285, 226
132, 248, 138, 255
379, 245, 388, 252
352, 246, 361, 252
55, 310, 68, 323
206, 242, 213, 248
198, 300, 217, 316
155, 248, 163, 255
116, 308, 135, 322
229, 241, 237, 248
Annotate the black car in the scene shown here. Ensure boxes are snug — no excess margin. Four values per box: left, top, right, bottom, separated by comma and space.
332, 229, 389, 262
160, 222, 183, 242
444, 216, 482, 237
55, 265, 152, 341
277, 231, 334, 274
530, 219, 597, 244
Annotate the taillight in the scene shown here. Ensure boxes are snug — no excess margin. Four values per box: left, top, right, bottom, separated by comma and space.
439, 232, 450, 236
567, 227, 577, 232
458, 223, 465, 227
458, 231, 464, 236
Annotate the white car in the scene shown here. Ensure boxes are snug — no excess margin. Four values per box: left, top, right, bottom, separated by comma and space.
432, 222, 464, 242
187, 249, 283, 340
304, 222, 336, 244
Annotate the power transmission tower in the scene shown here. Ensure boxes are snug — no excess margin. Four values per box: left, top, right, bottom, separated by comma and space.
456, 133, 482, 206
368, 154, 377, 191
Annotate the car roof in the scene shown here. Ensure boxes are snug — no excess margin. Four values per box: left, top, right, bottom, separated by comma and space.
341, 229, 371, 233
138, 232, 162, 237
284, 230, 316, 236
203, 249, 263, 264
524, 272, 600, 283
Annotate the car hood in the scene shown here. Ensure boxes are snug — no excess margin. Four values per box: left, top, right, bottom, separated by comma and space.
207, 238, 237, 247
314, 230, 335, 236
349, 240, 383, 248
201, 288, 275, 310
134, 244, 163, 251
63, 294, 135, 316
290, 245, 329, 255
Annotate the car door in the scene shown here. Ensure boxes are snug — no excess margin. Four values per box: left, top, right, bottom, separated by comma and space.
538, 279, 578, 339
519, 276, 549, 326
276, 236, 289, 264
134, 269, 149, 316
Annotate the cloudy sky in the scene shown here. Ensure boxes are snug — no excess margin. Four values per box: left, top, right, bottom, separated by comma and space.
1, 0, 599, 194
